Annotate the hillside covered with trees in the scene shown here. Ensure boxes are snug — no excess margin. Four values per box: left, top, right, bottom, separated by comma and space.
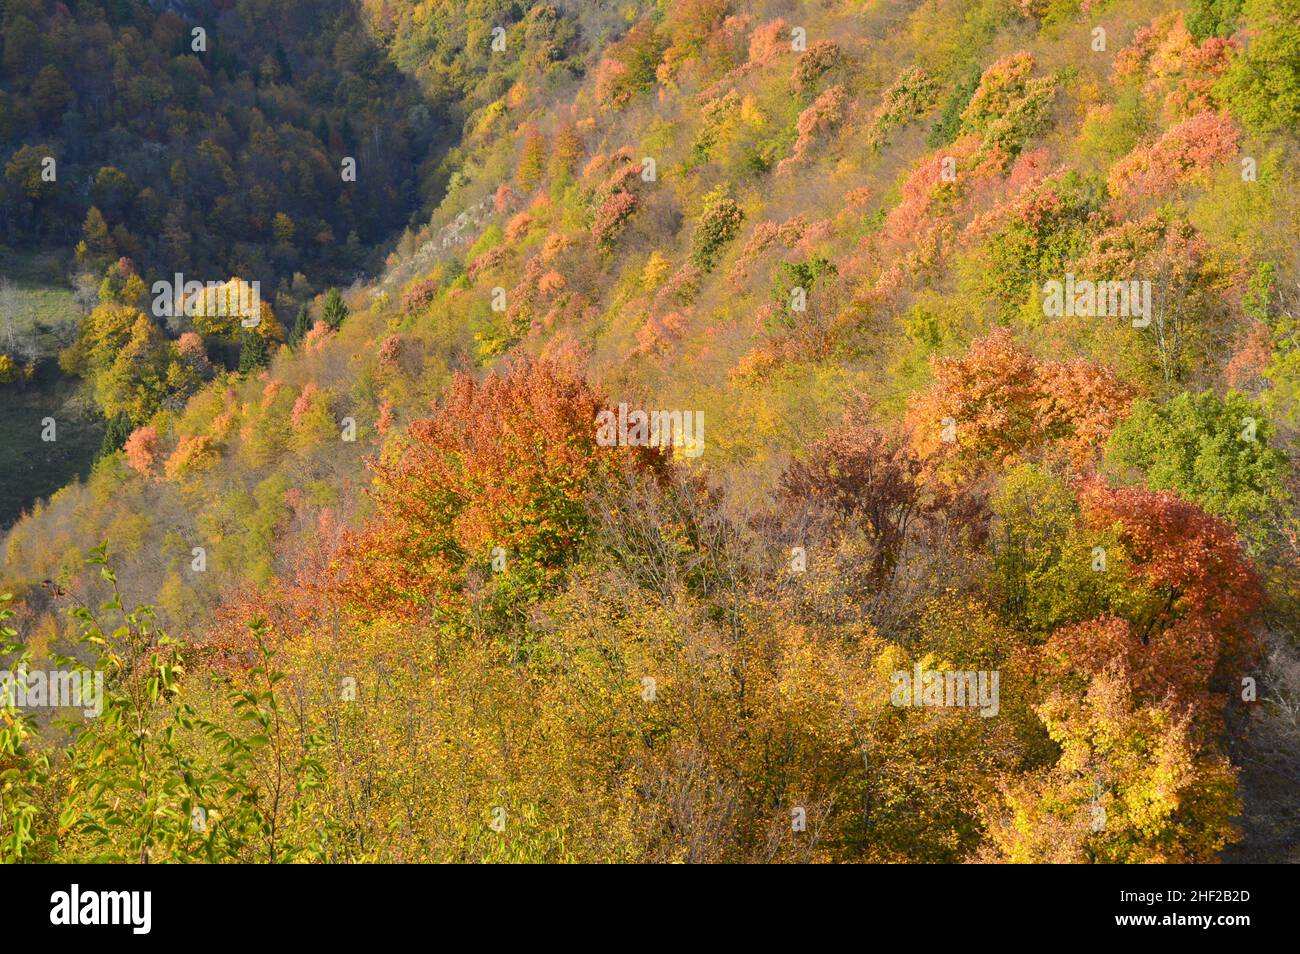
1, 0, 1299, 863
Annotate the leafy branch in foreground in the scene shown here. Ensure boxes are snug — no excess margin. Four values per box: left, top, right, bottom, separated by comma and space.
55, 544, 329, 862
0, 595, 50, 863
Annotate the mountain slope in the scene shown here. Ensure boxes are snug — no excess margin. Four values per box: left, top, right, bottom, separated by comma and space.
1, 0, 1298, 862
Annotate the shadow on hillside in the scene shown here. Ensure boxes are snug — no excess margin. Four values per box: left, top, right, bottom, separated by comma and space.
0, 361, 103, 531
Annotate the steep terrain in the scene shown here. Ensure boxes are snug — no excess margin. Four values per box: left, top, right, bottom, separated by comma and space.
1, 0, 1298, 862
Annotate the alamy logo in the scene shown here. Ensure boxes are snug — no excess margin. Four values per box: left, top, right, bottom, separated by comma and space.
1041, 273, 1151, 327
0, 668, 103, 717
151, 273, 261, 327
890, 664, 999, 717
50, 885, 151, 934
595, 403, 704, 458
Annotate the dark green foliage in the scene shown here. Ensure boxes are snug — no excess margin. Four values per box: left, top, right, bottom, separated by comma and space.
321, 288, 348, 330
290, 305, 312, 346
98, 410, 133, 460
239, 331, 270, 373
927, 67, 982, 149
0, 0, 594, 287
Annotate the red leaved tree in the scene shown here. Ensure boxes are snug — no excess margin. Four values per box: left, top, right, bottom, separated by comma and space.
1047, 481, 1262, 716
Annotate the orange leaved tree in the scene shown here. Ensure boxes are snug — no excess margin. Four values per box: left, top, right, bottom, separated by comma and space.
907, 329, 1133, 482
335, 358, 665, 624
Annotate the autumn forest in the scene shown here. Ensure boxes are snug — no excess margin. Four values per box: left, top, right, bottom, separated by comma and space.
0, 0, 1298, 866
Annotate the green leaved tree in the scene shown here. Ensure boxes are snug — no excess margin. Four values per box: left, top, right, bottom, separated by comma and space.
1104, 390, 1287, 548
321, 288, 349, 330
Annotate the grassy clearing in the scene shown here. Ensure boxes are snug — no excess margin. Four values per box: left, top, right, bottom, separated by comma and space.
0, 247, 81, 355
